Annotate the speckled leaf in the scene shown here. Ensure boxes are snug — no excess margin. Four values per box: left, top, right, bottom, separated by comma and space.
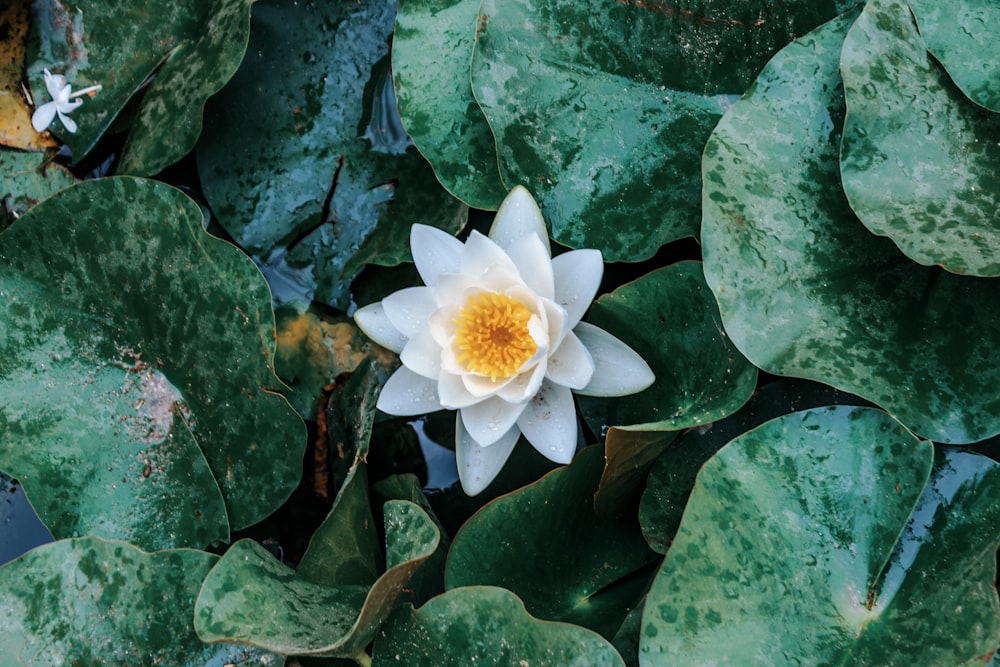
392, 0, 507, 209
908, 0, 1000, 112
0, 2, 56, 150
840, 0, 1000, 276
195, 500, 440, 657
640, 407, 1000, 666
0, 537, 279, 666
197, 0, 466, 310
0, 148, 76, 229
470, 0, 860, 260
702, 11, 1000, 443
372, 586, 626, 666
0, 177, 305, 546
27, 0, 255, 175
446, 445, 657, 638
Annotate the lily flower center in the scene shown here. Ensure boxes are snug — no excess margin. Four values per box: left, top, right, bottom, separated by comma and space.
453, 291, 538, 381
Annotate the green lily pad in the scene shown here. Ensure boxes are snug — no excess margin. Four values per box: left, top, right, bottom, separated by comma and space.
469, 0, 859, 260
0, 148, 76, 230
908, 0, 1000, 112
446, 445, 657, 638
197, 0, 466, 310
840, 0, 1000, 276
0, 537, 276, 665
640, 407, 1000, 665
28, 0, 255, 175
195, 499, 440, 658
701, 11, 1000, 443
0, 177, 305, 546
372, 586, 626, 666
392, 0, 507, 209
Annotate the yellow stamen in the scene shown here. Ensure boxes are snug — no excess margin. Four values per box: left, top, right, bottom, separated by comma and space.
453, 291, 537, 381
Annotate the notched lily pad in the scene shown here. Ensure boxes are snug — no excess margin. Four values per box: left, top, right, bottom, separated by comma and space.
0, 149, 77, 229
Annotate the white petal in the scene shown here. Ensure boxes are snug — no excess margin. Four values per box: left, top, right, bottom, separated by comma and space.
552, 249, 603, 328
399, 329, 442, 379
517, 380, 577, 464
382, 286, 437, 339
461, 372, 509, 399
428, 304, 460, 348
456, 413, 520, 495
460, 395, 527, 447
506, 233, 554, 300
43, 69, 65, 98
377, 366, 443, 415
497, 359, 547, 403
573, 321, 655, 397
411, 224, 463, 286
545, 331, 595, 390
488, 186, 551, 255
460, 231, 518, 277
354, 302, 407, 353
31, 103, 57, 132
539, 296, 567, 349
57, 110, 77, 133
439, 372, 483, 409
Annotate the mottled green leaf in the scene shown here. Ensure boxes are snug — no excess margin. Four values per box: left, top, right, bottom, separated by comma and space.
908, 0, 1000, 112
0, 178, 305, 546
372, 586, 626, 666
840, 0, 1000, 276
702, 11, 1000, 443
446, 445, 657, 637
28, 0, 255, 175
392, 0, 507, 209
470, 0, 859, 260
640, 407, 1000, 666
0, 537, 277, 666
197, 0, 466, 310
0, 148, 76, 229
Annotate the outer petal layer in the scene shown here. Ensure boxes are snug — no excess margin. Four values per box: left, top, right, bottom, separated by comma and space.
456, 414, 520, 495
377, 366, 443, 415
411, 224, 463, 286
381, 286, 437, 340
545, 332, 595, 390
489, 185, 552, 255
354, 302, 408, 353
460, 395, 527, 447
552, 249, 603, 328
573, 321, 655, 397
517, 380, 577, 464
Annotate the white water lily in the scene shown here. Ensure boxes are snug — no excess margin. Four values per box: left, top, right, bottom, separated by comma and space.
31, 69, 102, 134
355, 186, 655, 494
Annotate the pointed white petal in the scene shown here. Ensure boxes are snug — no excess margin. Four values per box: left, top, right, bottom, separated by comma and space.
57, 110, 77, 133
382, 286, 437, 339
399, 329, 442, 379
497, 359, 547, 403
456, 413, 520, 495
411, 224, 463, 286
539, 296, 567, 349
517, 380, 577, 464
31, 103, 57, 132
439, 372, 483, 409
489, 186, 551, 255
43, 69, 65, 98
460, 395, 527, 447
573, 321, 655, 397
552, 249, 603, 328
461, 372, 508, 399
545, 332, 595, 390
376, 366, 443, 416
460, 231, 518, 277
506, 233, 554, 299
354, 302, 407, 353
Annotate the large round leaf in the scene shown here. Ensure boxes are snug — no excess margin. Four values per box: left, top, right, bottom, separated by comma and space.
197, 0, 466, 310
470, 0, 860, 261
640, 407, 1000, 665
392, 0, 507, 209
0, 149, 76, 229
840, 0, 1000, 276
701, 11, 1000, 443
372, 586, 626, 666
28, 0, 255, 175
908, 0, 1000, 112
446, 445, 657, 638
0, 537, 274, 665
0, 177, 305, 544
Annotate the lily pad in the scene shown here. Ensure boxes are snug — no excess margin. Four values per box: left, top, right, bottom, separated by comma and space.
701, 10, 1000, 443
640, 407, 1000, 665
197, 0, 466, 310
0, 148, 77, 229
28, 0, 255, 175
908, 0, 1000, 112
469, 0, 859, 260
392, 0, 507, 209
840, 0, 1000, 276
372, 586, 626, 666
446, 445, 658, 638
0, 537, 276, 665
0, 177, 304, 546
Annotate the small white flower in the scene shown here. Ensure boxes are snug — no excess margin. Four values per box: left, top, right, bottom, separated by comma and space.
355, 186, 655, 494
31, 69, 101, 134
